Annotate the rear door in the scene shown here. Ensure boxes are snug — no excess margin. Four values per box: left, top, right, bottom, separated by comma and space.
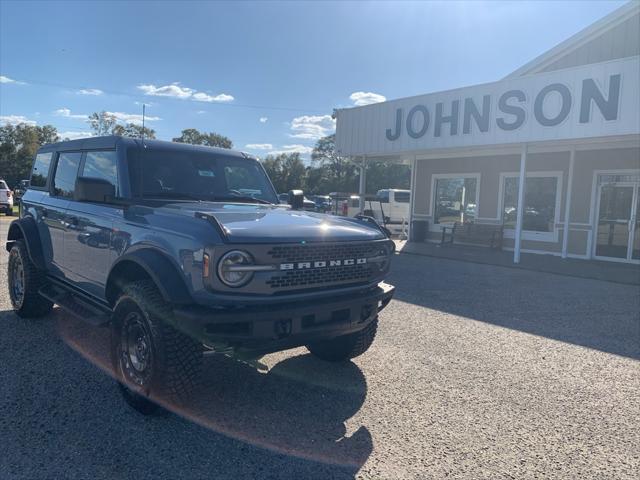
63, 150, 120, 296
0, 180, 10, 205
47, 151, 83, 278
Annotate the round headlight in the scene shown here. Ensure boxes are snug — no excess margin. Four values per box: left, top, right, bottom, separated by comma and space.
217, 250, 254, 287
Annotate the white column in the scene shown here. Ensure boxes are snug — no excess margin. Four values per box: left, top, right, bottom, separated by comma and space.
561, 147, 576, 259
359, 155, 367, 214
513, 144, 528, 264
408, 155, 417, 241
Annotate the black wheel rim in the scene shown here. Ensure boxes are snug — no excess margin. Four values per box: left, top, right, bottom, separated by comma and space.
119, 311, 154, 389
9, 251, 25, 308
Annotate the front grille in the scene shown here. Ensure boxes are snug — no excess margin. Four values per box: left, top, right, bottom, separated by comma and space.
267, 242, 384, 263
265, 241, 388, 290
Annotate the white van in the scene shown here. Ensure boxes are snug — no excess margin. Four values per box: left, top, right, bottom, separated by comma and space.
373, 189, 410, 225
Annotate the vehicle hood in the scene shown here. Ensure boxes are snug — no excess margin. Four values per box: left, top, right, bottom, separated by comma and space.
157, 202, 385, 243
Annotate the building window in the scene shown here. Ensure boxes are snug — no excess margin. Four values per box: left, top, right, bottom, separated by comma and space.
501, 173, 561, 236
433, 176, 478, 224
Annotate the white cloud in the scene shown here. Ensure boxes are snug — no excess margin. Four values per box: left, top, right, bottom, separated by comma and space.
138, 83, 234, 103
59, 131, 93, 140
106, 111, 161, 125
245, 143, 273, 150
54, 108, 88, 120
192, 92, 234, 103
349, 91, 386, 106
138, 83, 194, 99
0, 115, 36, 126
289, 114, 335, 140
0, 75, 26, 85
77, 88, 103, 96
259, 117, 268, 123
269, 144, 314, 156
196, 110, 207, 114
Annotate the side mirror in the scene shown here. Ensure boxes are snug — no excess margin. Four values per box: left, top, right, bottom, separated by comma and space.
288, 189, 304, 210
74, 177, 116, 203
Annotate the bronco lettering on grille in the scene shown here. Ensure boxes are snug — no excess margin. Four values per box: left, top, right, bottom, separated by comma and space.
279, 258, 367, 271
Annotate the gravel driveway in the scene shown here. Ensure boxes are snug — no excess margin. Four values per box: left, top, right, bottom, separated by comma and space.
1, 216, 638, 479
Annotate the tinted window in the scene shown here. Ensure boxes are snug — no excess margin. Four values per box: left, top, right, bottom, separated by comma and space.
53, 152, 82, 198
394, 191, 410, 203
127, 147, 278, 204
503, 176, 558, 232
31, 152, 53, 188
377, 191, 390, 203
434, 177, 477, 224
82, 151, 118, 195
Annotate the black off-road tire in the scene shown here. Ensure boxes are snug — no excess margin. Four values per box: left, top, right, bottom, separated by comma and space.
306, 317, 378, 362
110, 280, 203, 414
7, 240, 53, 318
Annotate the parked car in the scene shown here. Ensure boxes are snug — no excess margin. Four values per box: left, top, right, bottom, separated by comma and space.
7, 137, 395, 415
0, 179, 14, 215
310, 195, 332, 213
13, 179, 30, 204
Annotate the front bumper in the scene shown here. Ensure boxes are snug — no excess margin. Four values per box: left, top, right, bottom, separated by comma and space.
173, 281, 395, 354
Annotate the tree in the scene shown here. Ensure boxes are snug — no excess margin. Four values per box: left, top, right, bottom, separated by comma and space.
112, 123, 156, 139
88, 111, 117, 136
0, 123, 59, 187
311, 134, 357, 193
261, 153, 306, 193
172, 128, 232, 149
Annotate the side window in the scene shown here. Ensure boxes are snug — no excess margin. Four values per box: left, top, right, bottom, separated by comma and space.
82, 151, 119, 195
52, 152, 82, 198
377, 191, 390, 203
394, 192, 410, 203
31, 152, 53, 188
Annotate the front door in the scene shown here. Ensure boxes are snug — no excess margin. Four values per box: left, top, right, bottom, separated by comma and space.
594, 177, 640, 263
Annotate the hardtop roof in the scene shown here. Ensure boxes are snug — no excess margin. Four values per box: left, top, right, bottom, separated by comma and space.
37, 135, 249, 159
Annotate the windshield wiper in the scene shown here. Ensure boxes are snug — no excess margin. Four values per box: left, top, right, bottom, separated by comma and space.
213, 195, 273, 205
142, 192, 203, 202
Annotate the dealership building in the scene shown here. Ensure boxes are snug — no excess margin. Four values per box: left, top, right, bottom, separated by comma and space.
335, 2, 640, 264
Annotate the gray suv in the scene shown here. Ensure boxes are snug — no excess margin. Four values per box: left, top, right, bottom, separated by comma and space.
6, 136, 395, 413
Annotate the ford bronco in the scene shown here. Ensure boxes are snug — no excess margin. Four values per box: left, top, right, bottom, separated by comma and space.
6, 136, 395, 413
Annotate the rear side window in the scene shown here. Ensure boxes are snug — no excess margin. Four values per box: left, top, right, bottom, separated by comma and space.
82, 151, 118, 195
53, 152, 82, 198
394, 192, 410, 203
31, 152, 53, 188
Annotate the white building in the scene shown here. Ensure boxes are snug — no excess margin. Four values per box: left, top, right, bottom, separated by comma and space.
335, 2, 640, 264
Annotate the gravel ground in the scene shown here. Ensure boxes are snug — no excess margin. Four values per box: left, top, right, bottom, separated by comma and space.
0, 216, 639, 479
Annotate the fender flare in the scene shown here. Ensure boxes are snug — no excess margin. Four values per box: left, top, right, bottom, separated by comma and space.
106, 249, 193, 305
5, 217, 46, 270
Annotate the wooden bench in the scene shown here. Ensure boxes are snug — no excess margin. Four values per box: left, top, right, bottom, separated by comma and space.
441, 222, 504, 250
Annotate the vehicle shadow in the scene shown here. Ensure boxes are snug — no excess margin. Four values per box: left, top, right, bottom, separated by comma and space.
388, 253, 640, 360
49, 310, 372, 478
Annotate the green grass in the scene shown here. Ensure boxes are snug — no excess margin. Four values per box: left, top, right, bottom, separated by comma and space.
12, 205, 18, 215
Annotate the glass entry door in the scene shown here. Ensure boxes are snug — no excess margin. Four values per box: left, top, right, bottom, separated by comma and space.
594, 181, 639, 262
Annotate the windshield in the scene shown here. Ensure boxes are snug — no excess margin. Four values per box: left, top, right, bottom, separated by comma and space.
128, 147, 278, 204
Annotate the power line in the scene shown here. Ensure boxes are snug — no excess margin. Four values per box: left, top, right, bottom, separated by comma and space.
1, 77, 329, 115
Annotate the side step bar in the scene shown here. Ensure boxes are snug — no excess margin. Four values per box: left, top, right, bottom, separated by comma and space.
39, 282, 111, 327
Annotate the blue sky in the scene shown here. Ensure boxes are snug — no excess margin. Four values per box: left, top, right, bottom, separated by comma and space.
0, 0, 627, 158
